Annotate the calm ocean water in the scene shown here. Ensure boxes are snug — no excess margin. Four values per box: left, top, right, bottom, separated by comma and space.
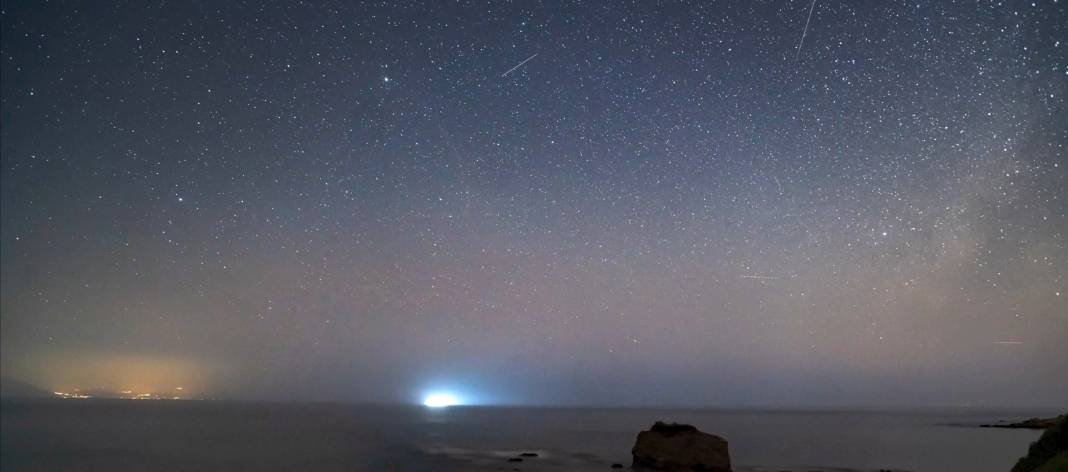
0, 400, 1053, 471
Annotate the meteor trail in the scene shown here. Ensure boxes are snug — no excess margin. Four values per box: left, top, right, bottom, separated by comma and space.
501, 53, 538, 77
741, 275, 779, 280
795, 0, 817, 60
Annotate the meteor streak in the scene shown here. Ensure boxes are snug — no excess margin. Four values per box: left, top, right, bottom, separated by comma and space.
795, 0, 817, 60
501, 53, 538, 77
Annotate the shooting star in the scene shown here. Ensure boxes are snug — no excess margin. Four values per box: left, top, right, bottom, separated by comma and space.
795, 0, 817, 60
992, 341, 1024, 345
740, 275, 779, 280
501, 53, 538, 78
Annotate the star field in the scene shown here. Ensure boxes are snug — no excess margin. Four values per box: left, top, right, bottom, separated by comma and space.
1, 1, 1066, 406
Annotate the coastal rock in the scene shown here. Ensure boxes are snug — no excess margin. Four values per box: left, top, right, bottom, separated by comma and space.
1011, 414, 1067, 472
631, 421, 731, 472
982, 417, 1060, 429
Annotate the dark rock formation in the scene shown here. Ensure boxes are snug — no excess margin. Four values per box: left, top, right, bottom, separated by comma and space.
507, 457, 523, 463
631, 421, 731, 471
519, 452, 539, 457
611, 463, 624, 469
982, 417, 1060, 429
1011, 415, 1067, 472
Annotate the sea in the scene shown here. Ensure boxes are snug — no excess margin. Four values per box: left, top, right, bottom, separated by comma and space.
0, 399, 1055, 471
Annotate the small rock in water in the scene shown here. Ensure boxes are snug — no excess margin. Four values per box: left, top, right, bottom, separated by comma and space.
519, 452, 539, 457
611, 464, 624, 469
507, 457, 523, 462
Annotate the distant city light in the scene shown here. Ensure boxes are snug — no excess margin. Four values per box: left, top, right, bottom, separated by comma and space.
423, 393, 460, 407
52, 391, 91, 399
53, 388, 187, 401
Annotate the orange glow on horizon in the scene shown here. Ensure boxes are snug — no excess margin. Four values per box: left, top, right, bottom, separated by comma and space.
23, 353, 216, 398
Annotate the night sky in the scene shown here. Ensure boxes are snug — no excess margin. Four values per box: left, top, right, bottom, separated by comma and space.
1, 1, 1066, 407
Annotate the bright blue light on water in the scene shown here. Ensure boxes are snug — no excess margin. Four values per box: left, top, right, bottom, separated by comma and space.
423, 392, 460, 407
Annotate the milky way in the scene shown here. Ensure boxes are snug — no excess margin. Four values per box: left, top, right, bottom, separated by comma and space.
2, 1, 1065, 407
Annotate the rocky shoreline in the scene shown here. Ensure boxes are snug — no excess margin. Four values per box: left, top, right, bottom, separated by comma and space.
981, 417, 1060, 430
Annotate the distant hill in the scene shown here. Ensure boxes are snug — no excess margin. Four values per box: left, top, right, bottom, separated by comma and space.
0, 377, 50, 399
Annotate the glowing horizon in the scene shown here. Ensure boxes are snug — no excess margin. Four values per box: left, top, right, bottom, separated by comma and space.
423, 393, 460, 408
